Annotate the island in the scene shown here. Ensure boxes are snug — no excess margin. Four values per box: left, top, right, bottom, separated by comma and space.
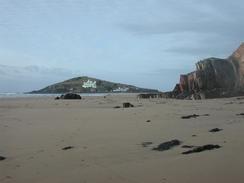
29, 76, 159, 94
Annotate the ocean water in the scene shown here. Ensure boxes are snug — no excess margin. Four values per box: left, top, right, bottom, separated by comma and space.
0, 93, 135, 98
0, 93, 108, 98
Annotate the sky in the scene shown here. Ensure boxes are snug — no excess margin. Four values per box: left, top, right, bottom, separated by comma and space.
0, 0, 243, 92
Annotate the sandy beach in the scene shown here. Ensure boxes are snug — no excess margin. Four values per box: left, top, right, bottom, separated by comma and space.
1, 94, 244, 183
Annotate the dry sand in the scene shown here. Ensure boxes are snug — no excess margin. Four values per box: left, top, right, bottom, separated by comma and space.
0, 94, 244, 183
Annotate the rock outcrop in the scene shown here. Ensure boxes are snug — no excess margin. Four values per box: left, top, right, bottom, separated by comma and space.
137, 93, 165, 99
167, 43, 244, 99
58, 93, 82, 100
229, 43, 244, 89
123, 102, 134, 108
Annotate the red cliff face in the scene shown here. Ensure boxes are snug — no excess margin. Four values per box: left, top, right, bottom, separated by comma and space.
179, 75, 188, 92
230, 43, 244, 61
229, 43, 244, 89
168, 43, 244, 99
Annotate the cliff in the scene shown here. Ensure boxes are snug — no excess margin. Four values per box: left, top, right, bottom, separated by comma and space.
229, 43, 244, 89
167, 43, 244, 99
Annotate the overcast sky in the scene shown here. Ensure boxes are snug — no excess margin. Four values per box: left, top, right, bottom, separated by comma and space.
0, 0, 243, 92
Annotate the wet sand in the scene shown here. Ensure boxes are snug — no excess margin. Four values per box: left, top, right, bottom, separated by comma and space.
1, 94, 244, 183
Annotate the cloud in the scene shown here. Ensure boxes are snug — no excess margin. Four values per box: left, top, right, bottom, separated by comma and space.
0, 64, 82, 92
119, 1, 244, 39
164, 41, 235, 57
121, 20, 244, 37
0, 64, 76, 78
118, 0, 244, 57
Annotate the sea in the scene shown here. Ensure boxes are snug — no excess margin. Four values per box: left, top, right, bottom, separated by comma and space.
0, 92, 134, 98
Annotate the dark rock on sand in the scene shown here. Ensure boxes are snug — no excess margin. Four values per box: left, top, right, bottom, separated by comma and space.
209, 128, 223, 133
0, 156, 6, 161
123, 102, 134, 108
182, 144, 221, 154
181, 114, 209, 119
62, 146, 74, 150
114, 106, 121, 109
236, 113, 244, 116
152, 139, 182, 151
60, 93, 82, 100
55, 96, 60, 100
146, 120, 151, 122
181, 114, 200, 119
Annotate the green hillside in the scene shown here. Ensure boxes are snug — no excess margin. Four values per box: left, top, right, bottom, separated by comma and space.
29, 76, 159, 94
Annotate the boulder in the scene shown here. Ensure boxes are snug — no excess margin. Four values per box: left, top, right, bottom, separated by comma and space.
60, 93, 82, 100
123, 102, 134, 108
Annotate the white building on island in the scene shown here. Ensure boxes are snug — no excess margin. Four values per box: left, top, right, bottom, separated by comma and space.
82, 80, 97, 88
113, 87, 129, 92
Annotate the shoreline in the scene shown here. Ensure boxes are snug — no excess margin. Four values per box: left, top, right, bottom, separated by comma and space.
0, 92, 143, 99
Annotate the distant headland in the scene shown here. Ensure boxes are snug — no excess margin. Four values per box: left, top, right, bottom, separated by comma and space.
29, 76, 159, 94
